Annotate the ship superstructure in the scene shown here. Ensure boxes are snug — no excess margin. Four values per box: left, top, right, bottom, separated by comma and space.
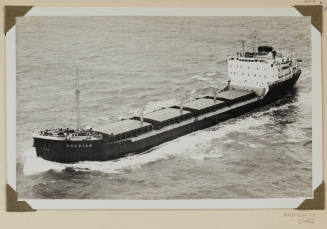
228, 45, 300, 96
33, 44, 301, 163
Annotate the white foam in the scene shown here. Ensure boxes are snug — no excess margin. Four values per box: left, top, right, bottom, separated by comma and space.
23, 148, 67, 175
205, 72, 217, 77
284, 125, 308, 143
223, 139, 235, 144
191, 74, 210, 82
248, 143, 264, 148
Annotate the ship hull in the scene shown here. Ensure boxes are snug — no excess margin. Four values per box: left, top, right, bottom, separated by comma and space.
34, 70, 301, 163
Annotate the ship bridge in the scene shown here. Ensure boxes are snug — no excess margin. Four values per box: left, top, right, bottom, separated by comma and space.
227, 45, 294, 92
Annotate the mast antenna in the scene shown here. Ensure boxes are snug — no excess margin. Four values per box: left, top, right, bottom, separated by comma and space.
75, 67, 81, 131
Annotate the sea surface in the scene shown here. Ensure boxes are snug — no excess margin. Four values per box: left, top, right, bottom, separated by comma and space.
16, 16, 312, 199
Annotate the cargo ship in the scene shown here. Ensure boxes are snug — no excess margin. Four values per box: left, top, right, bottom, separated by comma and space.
33, 45, 301, 163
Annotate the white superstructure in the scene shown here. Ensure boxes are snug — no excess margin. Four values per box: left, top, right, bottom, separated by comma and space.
227, 45, 300, 96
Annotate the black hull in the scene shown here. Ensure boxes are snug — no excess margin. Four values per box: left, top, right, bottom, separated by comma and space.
34, 71, 301, 163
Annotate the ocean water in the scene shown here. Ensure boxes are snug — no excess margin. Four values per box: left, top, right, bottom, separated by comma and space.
15, 16, 312, 199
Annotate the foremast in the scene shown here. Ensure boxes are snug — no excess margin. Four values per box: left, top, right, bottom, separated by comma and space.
75, 68, 81, 131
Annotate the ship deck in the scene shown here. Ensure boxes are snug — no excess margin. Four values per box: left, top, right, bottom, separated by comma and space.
35, 88, 257, 142
183, 98, 224, 111
95, 89, 257, 139
216, 89, 253, 101
98, 119, 151, 135
33, 88, 261, 146
143, 107, 191, 123
32, 133, 101, 141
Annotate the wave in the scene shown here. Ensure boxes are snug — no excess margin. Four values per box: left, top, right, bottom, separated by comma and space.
191, 72, 218, 82
191, 74, 210, 82
205, 72, 217, 77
